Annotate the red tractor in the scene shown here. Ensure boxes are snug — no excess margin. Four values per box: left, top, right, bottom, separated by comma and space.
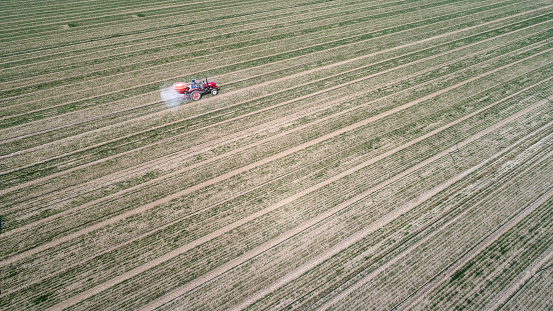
173, 77, 219, 101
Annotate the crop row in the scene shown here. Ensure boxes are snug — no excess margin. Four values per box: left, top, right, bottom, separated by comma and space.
0, 0, 429, 82
314, 138, 553, 310
409, 187, 553, 310
4, 39, 546, 254
65, 93, 553, 311
3, 74, 552, 310
1, 0, 520, 114
2, 1, 542, 164
501, 256, 553, 310
239, 123, 553, 311
1, 1, 545, 149
0, 0, 357, 55
176, 120, 553, 310
273, 121, 553, 311
4, 16, 552, 196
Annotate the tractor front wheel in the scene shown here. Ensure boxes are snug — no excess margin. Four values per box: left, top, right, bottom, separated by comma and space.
211, 88, 219, 96
191, 91, 202, 101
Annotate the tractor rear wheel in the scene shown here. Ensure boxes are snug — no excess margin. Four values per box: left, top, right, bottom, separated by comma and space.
191, 91, 202, 101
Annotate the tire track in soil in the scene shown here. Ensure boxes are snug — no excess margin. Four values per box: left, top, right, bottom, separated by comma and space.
0, 0, 401, 79
134, 92, 553, 311
41, 89, 553, 311
4, 69, 553, 300
0, 0, 335, 58
3, 47, 550, 256
391, 154, 553, 311
5, 27, 548, 214
3, 9, 550, 196
1, 3, 544, 161
490, 232, 553, 311
0, 0, 531, 122
317, 138, 553, 311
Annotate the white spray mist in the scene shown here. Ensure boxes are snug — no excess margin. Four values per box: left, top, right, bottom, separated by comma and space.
160, 83, 187, 108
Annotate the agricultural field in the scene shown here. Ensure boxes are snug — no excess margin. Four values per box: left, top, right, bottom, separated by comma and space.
2, 0, 553, 310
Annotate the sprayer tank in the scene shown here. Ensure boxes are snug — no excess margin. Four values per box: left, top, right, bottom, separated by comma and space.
173, 82, 188, 94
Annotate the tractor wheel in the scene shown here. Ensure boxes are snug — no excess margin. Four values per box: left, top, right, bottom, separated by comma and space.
191, 91, 202, 101
211, 88, 219, 96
